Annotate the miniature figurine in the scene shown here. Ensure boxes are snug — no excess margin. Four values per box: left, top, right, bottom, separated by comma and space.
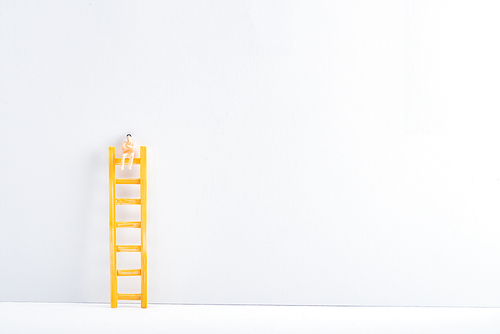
121, 134, 136, 170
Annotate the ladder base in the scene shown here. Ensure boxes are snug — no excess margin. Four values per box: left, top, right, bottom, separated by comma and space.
118, 294, 142, 300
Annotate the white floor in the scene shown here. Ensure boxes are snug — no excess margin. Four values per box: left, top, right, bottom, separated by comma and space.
1, 302, 499, 334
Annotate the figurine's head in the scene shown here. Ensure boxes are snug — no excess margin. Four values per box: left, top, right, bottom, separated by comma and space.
126, 134, 132, 141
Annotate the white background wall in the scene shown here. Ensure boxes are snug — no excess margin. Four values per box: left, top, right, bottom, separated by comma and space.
1, 0, 500, 306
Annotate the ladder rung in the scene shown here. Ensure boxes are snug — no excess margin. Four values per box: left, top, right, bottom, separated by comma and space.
117, 293, 141, 300
116, 245, 141, 252
117, 269, 141, 276
115, 158, 141, 165
116, 198, 141, 205
116, 221, 141, 228
116, 178, 140, 184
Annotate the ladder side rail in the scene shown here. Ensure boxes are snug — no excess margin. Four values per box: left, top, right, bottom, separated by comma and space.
140, 146, 148, 308
109, 147, 118, 308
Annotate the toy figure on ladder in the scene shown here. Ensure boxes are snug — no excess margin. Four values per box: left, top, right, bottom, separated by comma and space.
109, 134, 148, 308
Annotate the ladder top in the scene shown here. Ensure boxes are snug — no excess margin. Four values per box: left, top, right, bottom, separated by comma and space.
109, 146, 146, 164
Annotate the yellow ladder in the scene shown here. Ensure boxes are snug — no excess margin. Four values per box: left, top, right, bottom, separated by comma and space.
108, 146, 148, 308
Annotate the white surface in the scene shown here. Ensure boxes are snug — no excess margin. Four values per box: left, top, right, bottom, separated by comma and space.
1, 303, 500, 334
1, 1, 500, 306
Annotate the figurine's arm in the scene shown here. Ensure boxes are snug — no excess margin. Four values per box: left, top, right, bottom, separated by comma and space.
122, 143, 134, 151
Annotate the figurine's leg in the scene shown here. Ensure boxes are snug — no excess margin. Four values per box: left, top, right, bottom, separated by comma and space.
121, 154, 127, 170
128, 153, 135, 170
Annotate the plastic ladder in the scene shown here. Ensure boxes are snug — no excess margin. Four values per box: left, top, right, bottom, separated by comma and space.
108, 146, 147, 308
